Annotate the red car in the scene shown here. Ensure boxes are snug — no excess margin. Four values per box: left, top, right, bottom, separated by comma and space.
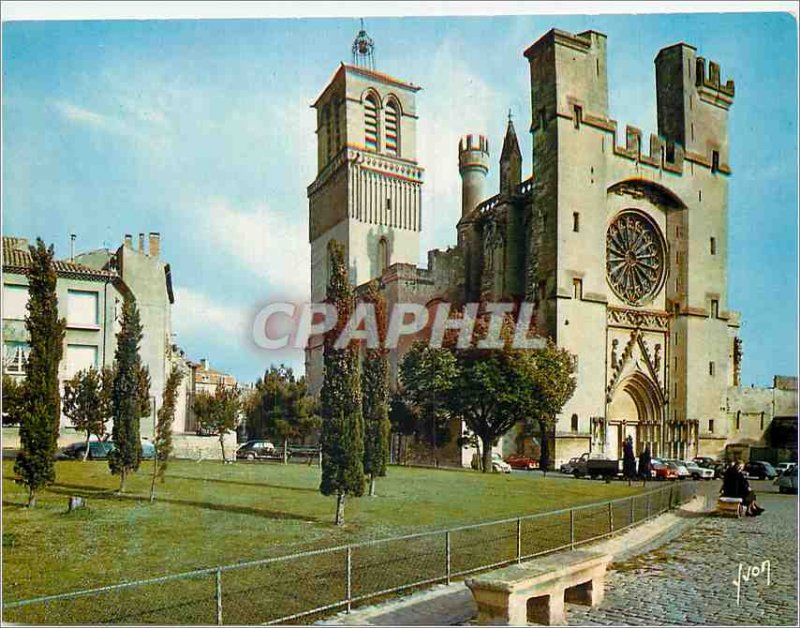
651, 459, 678, 480
504, 454, 539, 470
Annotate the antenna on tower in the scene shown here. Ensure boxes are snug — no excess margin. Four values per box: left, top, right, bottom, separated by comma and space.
352, 18, 375, 70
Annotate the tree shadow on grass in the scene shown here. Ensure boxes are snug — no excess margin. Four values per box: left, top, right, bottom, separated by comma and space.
48, 483, 318, 523
165, 474, 319, 495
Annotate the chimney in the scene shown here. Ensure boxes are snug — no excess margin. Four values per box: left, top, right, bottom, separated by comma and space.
149, 232, 160, 258
69, 234, 76, 261
200, 358, 209, 371
124, 234, 133, 248
138, 233, 145, 252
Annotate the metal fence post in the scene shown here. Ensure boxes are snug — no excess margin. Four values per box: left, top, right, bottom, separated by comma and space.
215, 569, 223, 626
445, 531, 451, 585
608, 502, 614, 535
516, 518, 522, 563
569, 509, 575, 549
346, 547, 352, 613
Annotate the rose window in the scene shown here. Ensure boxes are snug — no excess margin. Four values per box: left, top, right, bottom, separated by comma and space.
606, 211, 666, 306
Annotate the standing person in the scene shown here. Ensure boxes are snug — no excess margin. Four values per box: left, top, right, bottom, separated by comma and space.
735, 462, 765, 516
637, 446, 652, 485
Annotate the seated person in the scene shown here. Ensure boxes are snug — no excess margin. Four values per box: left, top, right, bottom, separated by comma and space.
721, 462, 764, 516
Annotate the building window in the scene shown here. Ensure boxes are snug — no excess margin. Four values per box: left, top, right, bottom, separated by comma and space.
709, 419, 714, 433
538, 107, 547, 131
67, 290, 99, 327
710, 237, 716, 255
709, 361, 715, 376
571, 414, 579, 432
364, 94, 379, 151
711, 299, 719, 318
386, 198, 392, 211
384, 99, 399, 156
712, 150, 720, 173
760, 412, 765, 431
572, 278, 583, 300
573, 212, 580, 232
66, 344, 98, 378
377, 237, 389, 276
736, 411, 741, 431
674, 382, 677, 397
2, 284, 29, 320
573, 105, 582, 129
3, 342, 30, 374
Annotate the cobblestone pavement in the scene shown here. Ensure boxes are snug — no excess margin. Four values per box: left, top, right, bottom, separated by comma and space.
568, 481, 798, 626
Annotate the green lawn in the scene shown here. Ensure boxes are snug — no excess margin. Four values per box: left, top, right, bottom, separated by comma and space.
3, 459, 646, 623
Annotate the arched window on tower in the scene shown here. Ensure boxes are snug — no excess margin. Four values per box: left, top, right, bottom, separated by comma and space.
385, 99, 399, 156
378, 237, 389, 275
364, 94, 379, 151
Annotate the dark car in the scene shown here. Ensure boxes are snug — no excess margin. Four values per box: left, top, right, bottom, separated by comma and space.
744, 460, 778, 480
57, 440, 154, 461
235, 440, 276, 460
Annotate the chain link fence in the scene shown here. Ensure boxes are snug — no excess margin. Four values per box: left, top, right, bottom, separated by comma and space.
3, 482, 696, 625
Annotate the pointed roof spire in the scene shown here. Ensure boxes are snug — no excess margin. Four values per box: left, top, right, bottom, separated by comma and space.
501, 110, 521, 161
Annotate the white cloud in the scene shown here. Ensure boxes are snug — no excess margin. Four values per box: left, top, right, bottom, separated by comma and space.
172, 286, 249, 340
197, 198, 311, 301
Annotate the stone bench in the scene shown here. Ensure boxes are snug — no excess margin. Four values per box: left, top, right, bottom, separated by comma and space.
465, 549, 611, 625
717, 496, 744, 518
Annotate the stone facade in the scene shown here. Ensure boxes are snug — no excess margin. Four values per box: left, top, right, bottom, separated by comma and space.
307, 28, 794, 467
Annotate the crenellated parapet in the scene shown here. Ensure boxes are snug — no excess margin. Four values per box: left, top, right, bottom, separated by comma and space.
695, 57, 735, 108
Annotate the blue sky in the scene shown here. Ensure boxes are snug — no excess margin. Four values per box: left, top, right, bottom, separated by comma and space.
2, 10, 797, 386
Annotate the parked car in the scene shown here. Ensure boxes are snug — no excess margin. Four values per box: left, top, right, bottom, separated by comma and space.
774, 466, 798, 493
744, 460, 778, 480
650, 458, 678, 481
57, 440, 154, 460
504, 453, 538, 470
235, 440, 276, 460
775, 462, 796, 477
681, 460, 714, 480
560, 457, 580, 474
664, 459, 690, 480
693, 456, 716, 468
490, 452, 512, 473
572, 453, 619, 480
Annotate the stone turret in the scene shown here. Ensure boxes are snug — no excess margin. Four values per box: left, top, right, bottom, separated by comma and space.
458, 134, 490, 218
499, 116, 522, 193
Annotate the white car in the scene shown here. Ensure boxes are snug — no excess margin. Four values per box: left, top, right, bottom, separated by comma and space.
774, 466, 798, 493
681, 460, 714, 480
776, 462, 796, 476
491, 452, 512, 474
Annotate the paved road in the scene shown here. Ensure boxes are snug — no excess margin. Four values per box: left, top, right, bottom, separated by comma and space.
568, 481, 798, 626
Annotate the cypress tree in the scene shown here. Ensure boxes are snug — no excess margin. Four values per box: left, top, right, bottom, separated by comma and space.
361, 280, 390, 496
319, 240, 365, 526
150, 365, 183, 502
14, 239, 66, 507
108, 297, 145, 492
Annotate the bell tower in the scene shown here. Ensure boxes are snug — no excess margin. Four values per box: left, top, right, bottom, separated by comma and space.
307, 24, 424, 303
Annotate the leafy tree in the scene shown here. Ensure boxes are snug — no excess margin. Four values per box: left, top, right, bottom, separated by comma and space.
622, 435, 637, 485
360, 281, 390, 496
14, 239, 66, 507
521, 340, 577, 476
448, 340, 540, 474
194, 383, 241, 462
2, 374, 24, 426
398, 341, 458, 466
252, 365, 319, 463
150, 365, 184, 502
108, 297, 146, 492
62, 367, 109, 461
319, 240, 365, 526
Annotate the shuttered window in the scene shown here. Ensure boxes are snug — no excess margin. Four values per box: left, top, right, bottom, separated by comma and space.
364, 95, 379, 151
67, 290, 99, 326
3, 284, 29, 319
385, 100, 399, 155
66, 344, 98, 377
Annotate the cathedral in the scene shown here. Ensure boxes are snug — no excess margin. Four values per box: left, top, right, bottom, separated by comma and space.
306, 26, 784, 467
